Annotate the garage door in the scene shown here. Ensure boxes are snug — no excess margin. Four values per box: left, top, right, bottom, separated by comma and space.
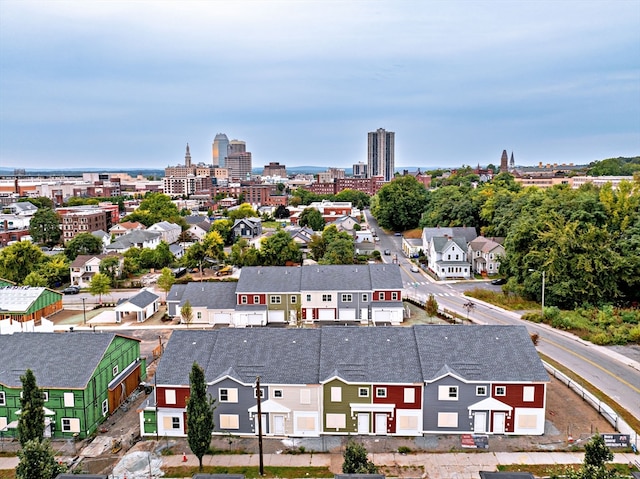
269, 310, 285, 323
339, 309, 356, 321
247, 314, 264, 326
373, 310, 391, 323
318, 309, 335, 320
213, 313, 231, 325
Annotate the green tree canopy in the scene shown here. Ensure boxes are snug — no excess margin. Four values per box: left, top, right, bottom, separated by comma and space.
181, 300, 193, 327
28, 208, 61, 246
298, 207, 325, 231
99, 255, 121, 284
89, 273, 111, 304
342, 440, 377, 474
17, 369, 45, 447
372, 176, 428, 232
227, 203, 257, 221
122, 193, 181, 227
259, 230, 302, 266
157, 267, 176, 301
0, 242, 46, 284
16, 439, 66, 479
186, 362, 216, 471
64, 232, 103, 260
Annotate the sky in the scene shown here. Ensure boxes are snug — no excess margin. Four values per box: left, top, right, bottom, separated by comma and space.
1, 0, 639, 171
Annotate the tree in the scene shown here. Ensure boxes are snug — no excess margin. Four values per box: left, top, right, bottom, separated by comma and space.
64, 232, 103, 261
425, 294, 438, 317
89, 273, 111, 304
259, 230, 302, 266
551, 434, 622, 479
298, 208, 325, 231
122, 193, 181, 226
210, 219, 234, 245
29, 208, 61, 246
17, 369, 45, 447
274, 204, 290, 219
99, 256, 121, 284
321, 237, 354, 264
16, 439, 66, 479
372, 176, 428, 232
342, 440, 377, 474
186, 362, 216, 472
181, 300, 193, 327
0, 241, 46, 284
227, 203, 257, 221
23, 272, 48, 287
202, 230, 225, 263
157, 267, 176, 301
19, 197, 54, 210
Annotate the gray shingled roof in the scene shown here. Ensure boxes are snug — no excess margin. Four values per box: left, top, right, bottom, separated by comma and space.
423, 227, 478, 244
369, 264, 403, 290
179, 282, 237, 309
319, 326, 423, 383
301, 265, 373, 292
432, 236, 468, 252
414, 325, 549, 382
127, 290, 160, 308
236, 267, 301, 293
155, 331, 219, 385
0, 332, 130, 389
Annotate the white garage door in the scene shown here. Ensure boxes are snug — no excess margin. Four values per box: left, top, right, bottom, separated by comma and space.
247, 314, 264, 326
318, 309, 335, 320
339, 309, 356, 321
373, 310, 391, 323
269, 310, 285, 323
213, 313, 231, 325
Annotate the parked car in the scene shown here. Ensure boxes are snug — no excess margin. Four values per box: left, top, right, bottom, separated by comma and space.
410, 265, 420, 273
62, 286, 80, 295
491, 278, 507, 285
384, 249, 391, 255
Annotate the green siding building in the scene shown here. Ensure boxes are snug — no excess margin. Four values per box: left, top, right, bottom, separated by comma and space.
0, 332, 144, 439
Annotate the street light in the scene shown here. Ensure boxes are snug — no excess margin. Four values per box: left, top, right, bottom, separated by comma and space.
528, 269, 545, 317
463, 301, 475, 323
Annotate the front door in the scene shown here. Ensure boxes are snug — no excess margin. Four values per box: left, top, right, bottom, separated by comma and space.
375, 413, 387, 435
473, 412, 486, 433
274, 415, 285, 435
357, 413, 369, 434
493, 412, 505, 434
254, 414, 267, 435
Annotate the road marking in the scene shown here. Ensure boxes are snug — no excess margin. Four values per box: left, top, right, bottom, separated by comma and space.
543, 337, 640, 394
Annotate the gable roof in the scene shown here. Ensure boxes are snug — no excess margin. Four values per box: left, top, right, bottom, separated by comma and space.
0, 286, 59, 314
177, 281, 238, 309
105, 230, 161, 250
236, 267, 302, 293
301, 265, 373, 292
149, 221, 181, 232
369, 263, 403, 290
414, 325, 548, 382
0, 332, 138, 389
125, 289, 159, 309
431, 236, 468, 252
423, 227, 478, 244
184, 215, 211, 225
70, 254, 120, 268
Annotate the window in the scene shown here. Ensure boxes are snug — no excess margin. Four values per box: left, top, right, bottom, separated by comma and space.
196, 312, 202, 320
404, 388, 415, 403
376, 388, 387, 398
437, 412, 458, 428
241, 295, 247, 304
523, 386, 535, 402
41, 392, 48, 402
300, 389, 311, 405
438, 385, 458, 400
378, 292, 384, 300
219, 388, 238, 403
102, 399, 108, 416
273, 389, 283, 399
253, 295, 260, 303
476, 386, 487, 396
165, 389, 176, 405
62, 418, 81, 433
322, 294, 332, 302
219, 414, 240, 429
358, 387, 369, 397
63, 392, 74, 407
341, 294, 352, 302
362, 294, 368, 302
112, 365, 119, 376
270, 295, 281, 304
455, 254, 459, 260
0, 392, 5, 406
306, 294, 311, 302
447, 254, 451, 260
172, 417, 180, 429
391, 292, 398, 300
326, 413, 346, 429
291, 296, 297, 304
517, 414, 538, 429
330, 386, 342, 402
495, 386, 506, 396
254, 388, 265, 399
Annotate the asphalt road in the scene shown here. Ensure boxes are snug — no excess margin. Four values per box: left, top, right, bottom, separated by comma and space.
365, 210, 640, 424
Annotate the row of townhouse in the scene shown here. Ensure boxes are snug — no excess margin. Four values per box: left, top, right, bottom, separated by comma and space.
0, 333, 144, 439
139, 325, 548, 439
166, 264, 405, 327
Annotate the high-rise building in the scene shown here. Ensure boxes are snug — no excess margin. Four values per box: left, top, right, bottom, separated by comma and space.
228, 139, 246, 155
227, 152, 252, 181
352, 162, 367, 178
212, 133, 230, 167
367, 128, 395, 182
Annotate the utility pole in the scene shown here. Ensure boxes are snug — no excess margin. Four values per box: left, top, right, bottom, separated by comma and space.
82, 297, 86, 325
256, 376, 264, 476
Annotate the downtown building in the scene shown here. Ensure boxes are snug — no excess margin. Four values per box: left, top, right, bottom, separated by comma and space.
368, 128, 395, 182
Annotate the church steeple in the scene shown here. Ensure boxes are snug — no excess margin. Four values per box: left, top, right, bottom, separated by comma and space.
510, 151, 515, 169
185, 143, 192, 167
500, 150, 508, 172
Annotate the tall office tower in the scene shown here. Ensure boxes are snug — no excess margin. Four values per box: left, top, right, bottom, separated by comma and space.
228, 139, 246, 155
227, 152, 252, 181
352, 161, 368, 178
367, 128, 395, 182
212, 133, 230, 167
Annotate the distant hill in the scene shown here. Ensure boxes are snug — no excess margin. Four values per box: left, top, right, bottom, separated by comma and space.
0, 167, 164, 178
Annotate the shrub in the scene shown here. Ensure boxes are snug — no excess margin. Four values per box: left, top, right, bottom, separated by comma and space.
398, 446, 412, 454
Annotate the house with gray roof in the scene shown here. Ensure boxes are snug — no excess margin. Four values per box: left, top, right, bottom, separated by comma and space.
105, 230, 162, 254
70, 254, 122, 288
231, 218, 262, 243
427, 236, 472, 280
147, 221, 181, 244
114, 289, 159, 323
468, 236, 505, 276
0, 332, 143, 439
167, 281, 238, 326
139, 325, 547, 438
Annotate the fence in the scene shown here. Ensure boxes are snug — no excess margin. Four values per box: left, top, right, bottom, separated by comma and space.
543, 361, 638, 447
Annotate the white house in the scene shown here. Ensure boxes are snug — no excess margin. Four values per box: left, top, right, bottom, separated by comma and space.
427, 236, 472, 280
70, 254, 122, 288
147, 221, 181, 245
105, 230, 162, 254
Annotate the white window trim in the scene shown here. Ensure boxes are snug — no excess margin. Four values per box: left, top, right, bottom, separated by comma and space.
0, 391, 5, 406
112, 365, 119, 376
476, 386, 487, 396
273, 389, 283, 399
341, 294, 352, 302
358, 387, 369, 397
376, 387, 387, 398
101, 399, 108, 416
495, 386, 506, 396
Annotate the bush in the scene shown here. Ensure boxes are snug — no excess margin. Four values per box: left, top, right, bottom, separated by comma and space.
398, 446, 412, 454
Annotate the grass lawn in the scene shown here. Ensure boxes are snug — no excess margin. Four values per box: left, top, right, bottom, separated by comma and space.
498, 462, 635, 476
464, 287, 540, 311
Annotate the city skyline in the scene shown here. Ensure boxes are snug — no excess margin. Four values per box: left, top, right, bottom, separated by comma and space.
0, 1, 638, 170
